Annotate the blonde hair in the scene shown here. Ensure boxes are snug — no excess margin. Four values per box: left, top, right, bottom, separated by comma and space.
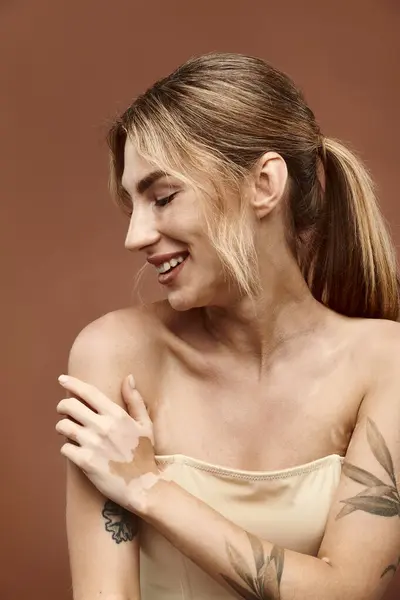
107, 52, 399, 320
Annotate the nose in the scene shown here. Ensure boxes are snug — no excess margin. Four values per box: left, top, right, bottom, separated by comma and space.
124, 206, 161, 252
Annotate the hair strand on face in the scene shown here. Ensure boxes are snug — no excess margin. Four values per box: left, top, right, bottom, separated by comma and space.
107, 52, 399, 320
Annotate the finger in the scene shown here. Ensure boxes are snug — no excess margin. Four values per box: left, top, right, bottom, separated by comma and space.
60, 442, 91, 471
56, 396, 101, 427
130, 389, 151, 423
58, 375, 120, 416
55, 418, 85, 445
122, 375, 151, 423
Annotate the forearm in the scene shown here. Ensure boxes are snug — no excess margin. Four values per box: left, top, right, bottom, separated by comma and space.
138, 480, 342, 600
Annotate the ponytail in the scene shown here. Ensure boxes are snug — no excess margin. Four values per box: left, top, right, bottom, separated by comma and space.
307, 138, 399, 320
108, 53, 399, 318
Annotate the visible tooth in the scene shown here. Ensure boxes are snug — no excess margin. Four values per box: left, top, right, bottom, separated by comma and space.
156, 254, 188, 275
157, 264, 167, 274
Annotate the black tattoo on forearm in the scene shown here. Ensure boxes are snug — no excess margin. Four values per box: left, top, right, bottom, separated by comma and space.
221, 532, 284, 600
336, 417, 399, 520
101, 500, 139, 544
381, 556, 400, 579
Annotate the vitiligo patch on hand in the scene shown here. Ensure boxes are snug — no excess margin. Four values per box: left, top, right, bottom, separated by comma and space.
108, 437, 159, 484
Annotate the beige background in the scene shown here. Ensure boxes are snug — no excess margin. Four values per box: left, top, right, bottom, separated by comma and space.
2, 1, 399, 598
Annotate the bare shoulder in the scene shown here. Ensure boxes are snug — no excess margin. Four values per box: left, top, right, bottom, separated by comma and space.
67, 300, 172, 406
353, 317, 400, 375
72, 300, 166, 343
347, 317, 400, 413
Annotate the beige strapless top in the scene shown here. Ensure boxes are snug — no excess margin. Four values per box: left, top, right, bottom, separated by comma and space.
139, 453, 344, 599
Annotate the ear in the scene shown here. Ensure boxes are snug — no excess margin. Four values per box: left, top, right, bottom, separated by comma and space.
250, 151, 288, 219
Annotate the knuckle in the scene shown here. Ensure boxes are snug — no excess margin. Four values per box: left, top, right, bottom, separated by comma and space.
97, 418, 112, 436
86, 430, 99, 448
81, 448, 94, 470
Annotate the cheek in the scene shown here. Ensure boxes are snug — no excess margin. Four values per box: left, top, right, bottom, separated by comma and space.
196, 244, 222, 273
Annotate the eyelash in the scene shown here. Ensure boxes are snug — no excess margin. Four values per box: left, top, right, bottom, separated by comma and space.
154, 192, 178, 208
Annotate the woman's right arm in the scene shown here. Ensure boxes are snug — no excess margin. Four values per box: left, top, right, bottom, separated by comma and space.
63, 316, 142, 600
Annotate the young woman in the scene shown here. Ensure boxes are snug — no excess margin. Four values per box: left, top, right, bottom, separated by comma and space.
55, 53, 400, 600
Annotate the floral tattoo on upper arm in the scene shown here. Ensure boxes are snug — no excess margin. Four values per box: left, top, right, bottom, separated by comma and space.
336, 417, 399, 578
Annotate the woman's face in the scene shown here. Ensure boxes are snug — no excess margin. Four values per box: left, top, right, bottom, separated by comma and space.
121, 139, 234, 311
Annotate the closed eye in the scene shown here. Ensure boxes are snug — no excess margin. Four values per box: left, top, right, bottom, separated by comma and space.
154, 192, 178, 208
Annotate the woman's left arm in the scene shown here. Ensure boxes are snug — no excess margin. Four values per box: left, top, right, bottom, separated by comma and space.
139, 369, 400, 600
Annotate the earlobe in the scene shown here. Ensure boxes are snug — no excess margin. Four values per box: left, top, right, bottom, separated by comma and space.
251, 152, 288, 220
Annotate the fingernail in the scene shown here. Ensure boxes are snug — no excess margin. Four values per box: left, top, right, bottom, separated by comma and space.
58, 375, 68, 384
128, 374, 135, 388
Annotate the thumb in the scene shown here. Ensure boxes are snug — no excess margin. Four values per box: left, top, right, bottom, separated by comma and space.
122, 374, 151, 423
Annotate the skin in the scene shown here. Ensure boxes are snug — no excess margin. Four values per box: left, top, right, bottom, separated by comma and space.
115, 140, 360, 472
56, 373, 163, 513
56, 374, 400, 599
56, 139, 400, 599
121, 140, 330, 349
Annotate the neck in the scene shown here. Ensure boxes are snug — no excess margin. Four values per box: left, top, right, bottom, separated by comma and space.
201, 249, 329, 361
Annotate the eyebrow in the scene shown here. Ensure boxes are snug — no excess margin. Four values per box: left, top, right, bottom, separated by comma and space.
122, 170, 169, 196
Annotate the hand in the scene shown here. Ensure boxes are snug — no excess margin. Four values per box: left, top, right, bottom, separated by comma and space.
55, 374, 160, 514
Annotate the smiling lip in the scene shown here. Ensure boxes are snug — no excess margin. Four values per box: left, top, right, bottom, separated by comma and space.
147, 251, 189, 267
158, 254, 189, 285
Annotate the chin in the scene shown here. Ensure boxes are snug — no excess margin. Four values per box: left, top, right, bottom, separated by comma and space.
166, 285, 215, 312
